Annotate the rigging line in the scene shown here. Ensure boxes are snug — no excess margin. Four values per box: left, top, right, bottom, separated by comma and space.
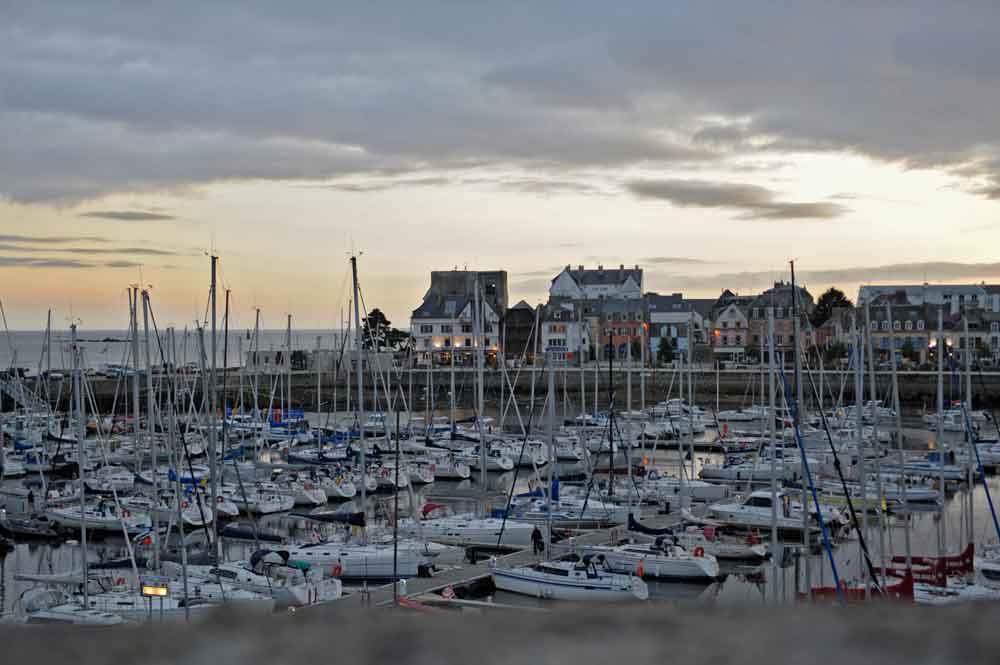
496, 354, 543, 548
777, 365, 846, 604
960, 403, 1000, 544
147, 300, 216, 550
802, 344, 884, 595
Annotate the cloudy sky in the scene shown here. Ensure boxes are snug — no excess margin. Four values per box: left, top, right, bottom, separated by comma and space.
2, 2, 1000, 330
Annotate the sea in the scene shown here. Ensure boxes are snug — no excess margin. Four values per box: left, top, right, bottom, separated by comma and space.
0, 329, 346, 372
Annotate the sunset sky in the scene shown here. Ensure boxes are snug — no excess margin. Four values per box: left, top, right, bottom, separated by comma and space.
3, 2, 1000, 332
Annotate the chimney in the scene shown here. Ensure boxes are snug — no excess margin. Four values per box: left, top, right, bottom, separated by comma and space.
578, 265, 584, 271
598, 264, 603, 271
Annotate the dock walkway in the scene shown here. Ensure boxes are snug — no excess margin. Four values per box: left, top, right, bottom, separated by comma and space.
325, 511, 688, 610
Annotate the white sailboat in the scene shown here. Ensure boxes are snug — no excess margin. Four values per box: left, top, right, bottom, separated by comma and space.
491, 555, 649, 601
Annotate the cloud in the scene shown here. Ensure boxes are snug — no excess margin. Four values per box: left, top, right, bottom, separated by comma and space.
78, 210, 176, 221
626, 179, 848, 220
3, 2, 1000, 203
639, 256, 715, 265
326, 176, 453, 192
0, 256, 93, 269
0, 243, 179, 256
0, 234, 109, 244
651, 261, 1000, 293
103, 260, 143, 268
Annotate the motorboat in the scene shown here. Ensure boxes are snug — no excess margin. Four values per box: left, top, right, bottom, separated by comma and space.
46, 501, 152, 534
283, 541, 424, 580
580, 538, 719, 581
398, 512, 542, 548
491, 555, 648, 601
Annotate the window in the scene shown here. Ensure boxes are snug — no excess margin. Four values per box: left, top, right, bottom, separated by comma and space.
905, 320, 912, 331
464, 339, 471, 347
917, 320, 925, 331
881, 321, 889, 331
893, 320, 901, 331
420, 324, 433, 334
722, 320, 729, 329
461, 324, 473, 333
752, 335, 760, 344
753, 308, 760, 320
735, 335, 742, 344
423, 339, 431, 348
870, 320, 877, 331
440, 324, 452, 333
484, 337, 491, 346
444, 339, 451, 348
484, 324, 494, 333
776, 307, 783, 318
613, 312, 621, 321
775, 335, 783, 345
992, 322, 999, 333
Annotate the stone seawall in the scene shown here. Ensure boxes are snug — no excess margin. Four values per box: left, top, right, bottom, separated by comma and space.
9, 368, 1000, 414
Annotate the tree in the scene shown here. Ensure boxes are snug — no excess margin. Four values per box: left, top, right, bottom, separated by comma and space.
656, 338, 675, 366
630, 337, 642, 361
810, 287, 853, 328
362, 308, 392, 351
822, 341, 848, 366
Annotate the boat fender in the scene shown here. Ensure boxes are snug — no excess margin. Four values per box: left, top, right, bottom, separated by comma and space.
181, 501, 189, 509
331, 563, 343, 578
122, 509, 131, 518
636, 563, 645, 578
115, 577, 125, 586
217, 495, 225, 504
693, 547, 705, 558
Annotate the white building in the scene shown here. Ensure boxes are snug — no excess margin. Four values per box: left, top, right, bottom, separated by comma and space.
549, 264, 643, 301
410, 270, 507, 365
858, 283, 1000, 314
540, 301, 593, 364
646, 292, 712, 357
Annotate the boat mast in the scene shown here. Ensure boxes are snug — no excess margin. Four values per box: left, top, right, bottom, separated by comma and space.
546, 351, 555, 551
687, 310, 694, 479
767, 306, 778, 604
71, 323, 88, 611
475, 278, 487, 493
853, 314, 869, 596
142, 289, 160, 571
790, 262, 809, 597
208, 255, 220, 563
130, 287, 141, 475
864, 300, 886, 587
351, 255, 367, 541
964, 315, 974, 546
936, 307, 946, 561
886, 302, 911, 567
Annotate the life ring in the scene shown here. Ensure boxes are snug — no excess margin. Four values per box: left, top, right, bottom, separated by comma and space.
693, 547, 705, 558
331, 563, 343, 578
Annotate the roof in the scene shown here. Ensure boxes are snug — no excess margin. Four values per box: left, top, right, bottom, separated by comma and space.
554, 265, 643, 287
411, 270, 508, 319
748, 281, 814, 311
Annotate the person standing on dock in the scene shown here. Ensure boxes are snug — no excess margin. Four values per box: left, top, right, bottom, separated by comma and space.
531, 525, 544, 556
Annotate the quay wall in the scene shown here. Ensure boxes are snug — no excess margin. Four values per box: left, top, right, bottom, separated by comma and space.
9, 367, 1000, 415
